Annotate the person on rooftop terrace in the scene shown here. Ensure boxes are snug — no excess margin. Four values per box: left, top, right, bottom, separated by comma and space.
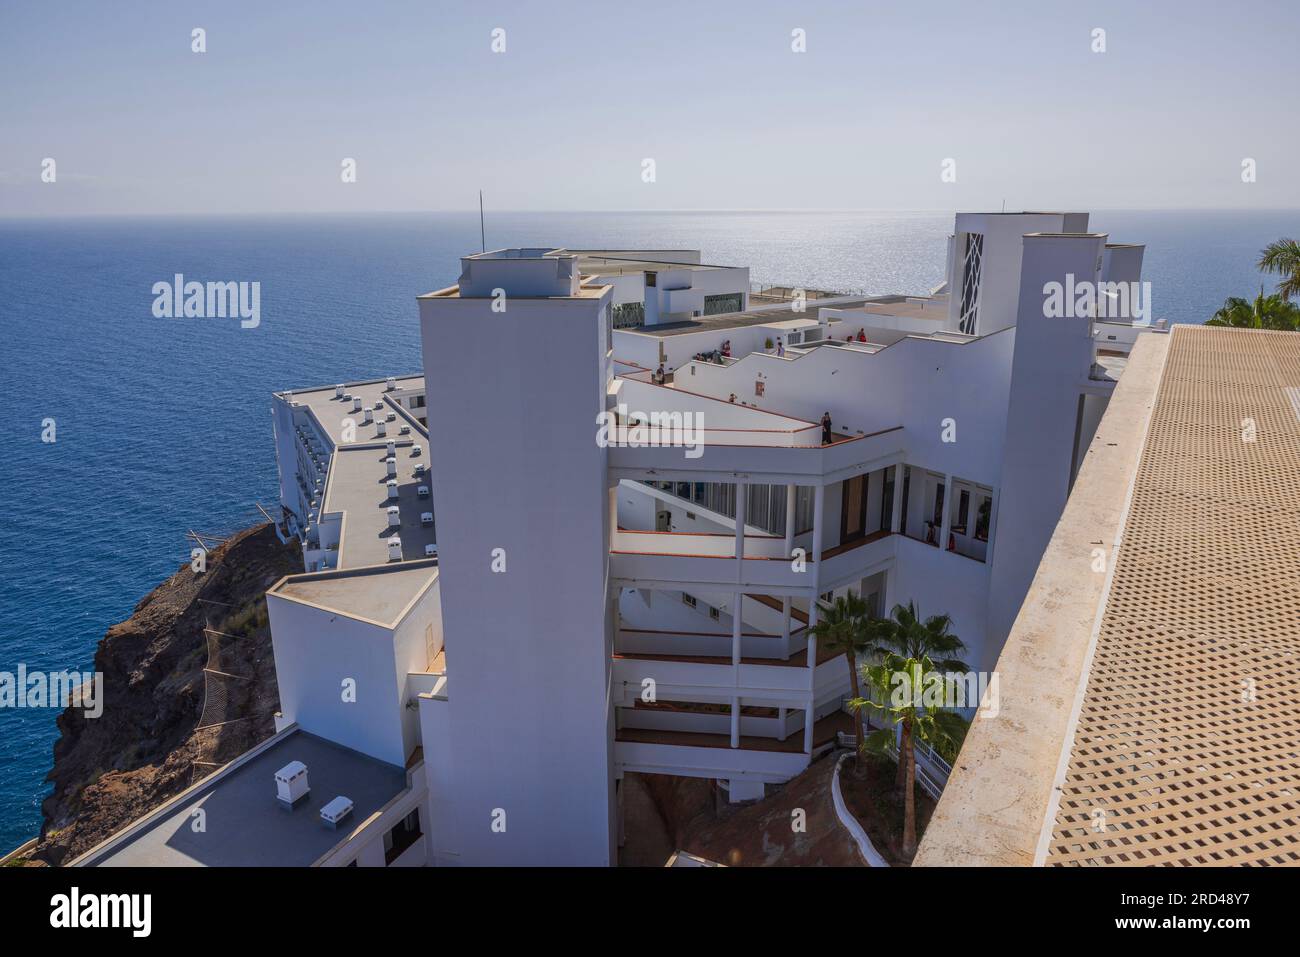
821, 412, 832, 445
654, 364, 665, 384
857, 329, 867, 342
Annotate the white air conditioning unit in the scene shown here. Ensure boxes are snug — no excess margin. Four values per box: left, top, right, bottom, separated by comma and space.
399, 425, 411, 435
387, 480, 399, 499
334, 384, 344, 398
352, 397, 363, 412
275, 761, 309, 808
386, 412, 396, 422
386, 457, 397, 476
387, 535, 402, 560
414, 464, 426, 476
386, 441, 396, 456
386, 376, 397, 390
363, 408, 374, 424
417, 485, 430, 498
424, 544, 437, 557
412, 445, 422, 457
421, 512, 434, 526
386, 505, 400, 525
376, 420, 387, 437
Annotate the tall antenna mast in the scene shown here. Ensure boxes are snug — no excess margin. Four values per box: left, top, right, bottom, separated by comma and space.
479, 190, 486, 253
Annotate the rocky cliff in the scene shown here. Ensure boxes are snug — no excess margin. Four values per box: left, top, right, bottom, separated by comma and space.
28, 523, 300, 866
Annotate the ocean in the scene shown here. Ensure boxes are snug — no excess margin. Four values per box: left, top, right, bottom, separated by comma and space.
0, 208, 1295, 852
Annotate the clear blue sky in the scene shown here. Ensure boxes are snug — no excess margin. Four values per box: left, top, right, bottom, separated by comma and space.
2, 0, 1296, 215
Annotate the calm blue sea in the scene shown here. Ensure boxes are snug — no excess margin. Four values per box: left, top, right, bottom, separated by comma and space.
0, 209, 1294, 851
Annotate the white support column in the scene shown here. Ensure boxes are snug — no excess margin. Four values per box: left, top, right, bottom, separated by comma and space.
783, 482, 798, 644
806, 594, 819, 693
730, 695, 740, 748
939, 473, 954, 552
734, 480, 747, 562
811, 483, 826, 582
731, 591, 743, 667
890, 463, 904, 533
783, 483, 797, 555
803, 693, 816, 754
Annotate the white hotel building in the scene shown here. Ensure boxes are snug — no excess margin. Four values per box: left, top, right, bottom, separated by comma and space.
76, 213, 1165, 867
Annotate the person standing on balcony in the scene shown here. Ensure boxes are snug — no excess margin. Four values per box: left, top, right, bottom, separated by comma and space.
654, 364, 665, 385
821, 412, 833, 445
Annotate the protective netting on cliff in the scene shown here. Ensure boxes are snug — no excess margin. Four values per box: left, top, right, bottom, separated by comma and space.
196, 626, 252, 731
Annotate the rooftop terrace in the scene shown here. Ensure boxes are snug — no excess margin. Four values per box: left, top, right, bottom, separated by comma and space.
283, 375, 426, 449
78, 729, 410, 867
323, 442, 438, 568
623, 296, 878, 337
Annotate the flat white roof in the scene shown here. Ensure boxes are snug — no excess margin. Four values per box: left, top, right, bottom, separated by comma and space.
323, 444, 437, 569
271, 562, 438, 627
283, 375, 426, 450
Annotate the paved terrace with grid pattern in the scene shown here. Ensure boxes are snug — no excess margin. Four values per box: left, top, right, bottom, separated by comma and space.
1045, 326, 1300, 865
915, 325, 1300, 867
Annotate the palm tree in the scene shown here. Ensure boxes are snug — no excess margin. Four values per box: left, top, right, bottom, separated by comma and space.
808, 592, 870, 771
861, 600, 969, 789
853, 654, 970, 859
1259, 238, 1300, 302
864, 600, 968, 672
1206, 289, 1300, 331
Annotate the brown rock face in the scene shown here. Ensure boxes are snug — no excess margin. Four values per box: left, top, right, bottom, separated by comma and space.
32, 523, 300, 866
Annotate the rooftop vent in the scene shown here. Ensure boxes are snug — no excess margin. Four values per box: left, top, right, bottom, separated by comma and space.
275, 761, 309, 808
386, 441, 396, 457
386, 456, 397, 477
424, 544, 437, 558
417, 485, 430, 498
386, 412, 396, 422
363, 408, 374, 424
387, 480, 399, 499
399, 425, 411, 435
414, 463, 426, 476
387, 505, 400, 525
320, 795, 354, 830
387, 535, 402, 560
386, 376, 397, 391
352, 397, 363, 412
412, 444, 422, 457
376, 420, 387, 437
335, 384, 345, 399
421, 512, 434, 526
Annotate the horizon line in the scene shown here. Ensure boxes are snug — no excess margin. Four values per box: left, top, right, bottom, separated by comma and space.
3, 204, 1298, 222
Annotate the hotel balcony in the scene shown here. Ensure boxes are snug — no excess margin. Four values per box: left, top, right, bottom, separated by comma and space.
612, 636, 849, 699
614, 710, 854, 785
606, 422, 905, 484
608, 525, 895, 596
